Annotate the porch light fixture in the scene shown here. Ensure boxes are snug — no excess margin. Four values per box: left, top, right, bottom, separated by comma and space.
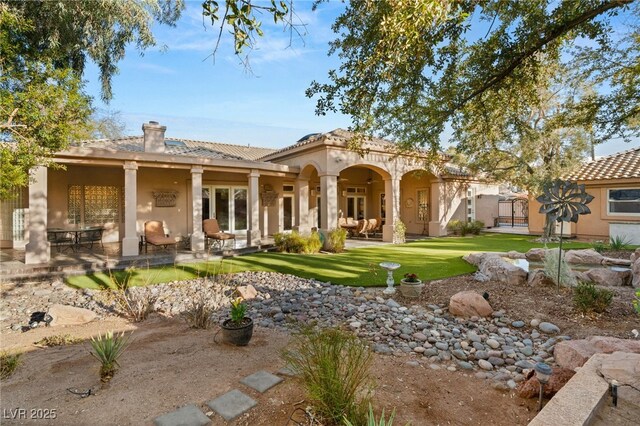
534, 362, 552, 411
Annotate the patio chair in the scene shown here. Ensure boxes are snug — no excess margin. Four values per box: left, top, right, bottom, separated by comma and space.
143, 221, 177, 253
354, 219, 370, 238
203, 218, 236, 250
47, 229, 75, 253
370, 217, 383, 237
78, 227, 104, 250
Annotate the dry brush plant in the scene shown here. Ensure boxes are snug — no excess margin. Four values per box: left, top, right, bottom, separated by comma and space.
282, 327, 373, 425
106, 267, 158, 322
0, 351, 22, 379
35, 334, 82, 347
182, 267, 236, 329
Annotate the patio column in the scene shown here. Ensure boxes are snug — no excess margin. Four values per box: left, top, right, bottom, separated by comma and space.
122, 161, 139, 256
25, 166, 50, 264
382, 177, 401, 242
319, 173, 338, 231
247, 169, 261, 246
294, 178, 310, 234
190, 166, 205, 251
429, 180, 447, 236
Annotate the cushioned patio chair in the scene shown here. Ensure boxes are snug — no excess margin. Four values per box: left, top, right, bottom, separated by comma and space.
354, 219, 370, 238
143, 221, 177, 253
203, 218, 236, 250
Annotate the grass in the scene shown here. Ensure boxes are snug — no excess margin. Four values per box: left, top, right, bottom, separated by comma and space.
0, 351, 22, 379
35, 334, 82, 347
66, 233, 591, 289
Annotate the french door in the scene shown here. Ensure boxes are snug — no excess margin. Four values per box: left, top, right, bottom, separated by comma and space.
347, 196, 366, 220
202, 186, 248, 233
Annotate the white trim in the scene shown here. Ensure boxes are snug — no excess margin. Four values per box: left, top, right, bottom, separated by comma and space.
607, 188, 640, 216
203, 185, 249, 234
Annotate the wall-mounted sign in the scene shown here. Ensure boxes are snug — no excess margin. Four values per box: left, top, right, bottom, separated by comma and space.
152, 190, 178, 207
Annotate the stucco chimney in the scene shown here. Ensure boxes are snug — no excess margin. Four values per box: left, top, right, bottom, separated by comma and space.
142, 121, 166, 153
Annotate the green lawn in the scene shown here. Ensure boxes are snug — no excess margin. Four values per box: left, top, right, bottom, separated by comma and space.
66, 233, 591, 289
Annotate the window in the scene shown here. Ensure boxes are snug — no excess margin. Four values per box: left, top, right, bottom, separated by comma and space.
346, 187, 366, 194
283, 184, 294, 192
68, 185, 121, 225
608, 188, 640, 215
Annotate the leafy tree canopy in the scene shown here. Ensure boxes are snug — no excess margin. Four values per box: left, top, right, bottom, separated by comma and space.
1, 1, 184, 199
305, 0, 639, 175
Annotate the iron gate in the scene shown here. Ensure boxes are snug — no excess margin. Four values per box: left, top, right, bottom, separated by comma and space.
498, 199, 528, 227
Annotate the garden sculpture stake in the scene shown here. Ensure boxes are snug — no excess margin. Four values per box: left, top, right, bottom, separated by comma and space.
537, 180, 594, 290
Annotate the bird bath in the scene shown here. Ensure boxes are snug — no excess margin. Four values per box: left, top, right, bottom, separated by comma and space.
379, 262, 401, 294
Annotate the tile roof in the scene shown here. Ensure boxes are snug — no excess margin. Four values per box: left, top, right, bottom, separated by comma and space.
73, 136, 277, 161
566, 147, 640, 181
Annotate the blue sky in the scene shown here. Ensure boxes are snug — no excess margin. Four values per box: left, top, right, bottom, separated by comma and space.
84, 1, 637, 156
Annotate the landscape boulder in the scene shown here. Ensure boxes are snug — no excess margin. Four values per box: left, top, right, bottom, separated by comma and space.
476, 253, 527, 285
516, 367, 575, 399
449, 291, 493, 318
48, 304, 97, 326
236, 284, 258, 300
598, 352, 640, 389
563, 249, 604, 265
583, 268, 632, 287
554, 336, 640, 370
525, 248, 548, 262
631, 248, 640, 288
528, 270, 555, 287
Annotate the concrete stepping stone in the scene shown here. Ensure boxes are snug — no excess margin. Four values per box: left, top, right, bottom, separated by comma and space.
240, 370, 283, 393
154, 404, 210, 426
207, 390, 257, 421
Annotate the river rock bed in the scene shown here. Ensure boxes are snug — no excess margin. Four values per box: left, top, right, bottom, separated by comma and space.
2, 271, 567, 388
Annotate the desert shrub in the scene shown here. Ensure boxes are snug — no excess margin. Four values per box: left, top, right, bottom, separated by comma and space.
90, 331, 131, 381
344, 404, 397, 426
183, 299, 215, 329
609, 235, 631, 250
447, 220, 464, 236
591, 240, 606, 253
0, 351, 22, 379
328, 228, 347, 253
393, 220, 406, 244
274, 232, 287, 251
303, 231, 323, 254
466, 220, 484, 235
282, 327, 372, 425
108, 268, 157, 322
543, 248, 576, 287
274, 231, 321, 254
35, 334, 82, 347
573, 282, 613, 314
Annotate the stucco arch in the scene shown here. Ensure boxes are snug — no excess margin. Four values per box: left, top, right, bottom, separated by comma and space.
335, 162, 392, 180
298, 161, 322, 179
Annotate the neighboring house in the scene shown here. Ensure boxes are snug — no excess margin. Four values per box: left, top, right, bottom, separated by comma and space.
528, 147, 640, 243
0, 122, 499, 264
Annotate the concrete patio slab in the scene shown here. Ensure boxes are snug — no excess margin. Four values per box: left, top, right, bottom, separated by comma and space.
240, 370, 283, 393
153, 404, 210, 426
207, 389, 257, 421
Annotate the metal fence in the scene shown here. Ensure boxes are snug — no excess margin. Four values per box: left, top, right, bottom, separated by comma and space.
498, 199, 528, 227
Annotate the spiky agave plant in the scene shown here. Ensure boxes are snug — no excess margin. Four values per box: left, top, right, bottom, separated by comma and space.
90, 331, 132, 381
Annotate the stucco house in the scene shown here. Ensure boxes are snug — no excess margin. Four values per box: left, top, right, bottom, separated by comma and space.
0, 122, 500, 264
528, 147, 640, 243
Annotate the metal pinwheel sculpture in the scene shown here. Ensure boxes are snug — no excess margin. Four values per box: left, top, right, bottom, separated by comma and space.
537, 180, 594, 288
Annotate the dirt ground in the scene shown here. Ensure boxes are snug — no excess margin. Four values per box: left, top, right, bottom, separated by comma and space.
1, 316, 537, 426
419, 275, 639, 339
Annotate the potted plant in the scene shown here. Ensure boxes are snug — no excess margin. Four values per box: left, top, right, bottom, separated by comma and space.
220, 298, 253, 346
399, 273, 424, 298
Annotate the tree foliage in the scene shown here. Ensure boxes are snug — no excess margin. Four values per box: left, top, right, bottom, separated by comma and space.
306, 0, 639, 172
1, 1, 183, 199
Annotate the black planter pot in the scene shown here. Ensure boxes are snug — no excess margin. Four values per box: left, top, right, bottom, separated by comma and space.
220, 317, 254, 346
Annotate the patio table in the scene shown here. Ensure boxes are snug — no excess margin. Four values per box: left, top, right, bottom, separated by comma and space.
340, 223, 358, 237
47, 226, 104, 252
